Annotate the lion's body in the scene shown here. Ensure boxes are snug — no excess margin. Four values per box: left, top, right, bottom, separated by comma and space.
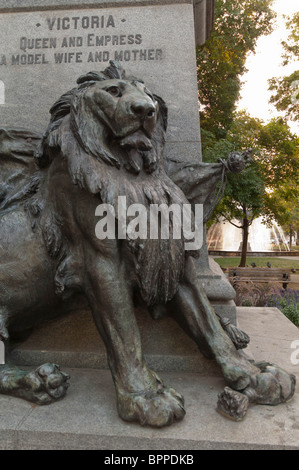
0, 62, 295, 426
0, 66, 192, 332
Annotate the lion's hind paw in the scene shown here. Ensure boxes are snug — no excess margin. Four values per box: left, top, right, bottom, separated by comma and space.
243, 362, 296, 406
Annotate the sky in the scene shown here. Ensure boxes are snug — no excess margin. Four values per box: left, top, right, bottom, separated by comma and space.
237, 0, 299, 135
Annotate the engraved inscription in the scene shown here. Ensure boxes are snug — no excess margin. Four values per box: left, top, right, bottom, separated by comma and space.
46, 15, 116, 30
0, 13, 164, 67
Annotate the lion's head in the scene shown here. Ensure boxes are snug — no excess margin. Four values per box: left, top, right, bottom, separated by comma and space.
36, 60, 167, 175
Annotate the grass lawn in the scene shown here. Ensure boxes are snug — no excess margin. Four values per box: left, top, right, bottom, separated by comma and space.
213, 256, 299, 270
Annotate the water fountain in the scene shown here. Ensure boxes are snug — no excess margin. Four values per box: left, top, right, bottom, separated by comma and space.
207, 217, 290, 252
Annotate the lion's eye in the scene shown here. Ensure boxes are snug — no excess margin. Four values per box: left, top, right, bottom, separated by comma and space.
106, 86, 121, 97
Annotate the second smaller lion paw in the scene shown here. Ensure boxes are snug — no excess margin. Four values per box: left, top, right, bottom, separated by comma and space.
217, 387, 249, 421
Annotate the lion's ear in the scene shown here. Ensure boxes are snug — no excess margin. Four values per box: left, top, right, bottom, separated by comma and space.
77, 71, 105, 85
77, 61, 126, 86
103, 60, 126, 79
141, 94, 168, 173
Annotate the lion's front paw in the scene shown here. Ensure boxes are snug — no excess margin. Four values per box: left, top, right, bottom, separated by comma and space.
22, 363, 70, 405
117, 378, 185, 428
243, 362, 296, 406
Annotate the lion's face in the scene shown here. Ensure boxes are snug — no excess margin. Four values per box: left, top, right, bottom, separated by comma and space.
43, 63, 167, 175
82, 78, 158, 152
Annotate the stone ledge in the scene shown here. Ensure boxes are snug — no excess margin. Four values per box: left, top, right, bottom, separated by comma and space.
1, 307, 298, 450
0, 368, 298, 450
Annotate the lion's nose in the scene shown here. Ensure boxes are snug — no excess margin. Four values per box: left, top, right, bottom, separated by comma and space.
131, 101, 156, 120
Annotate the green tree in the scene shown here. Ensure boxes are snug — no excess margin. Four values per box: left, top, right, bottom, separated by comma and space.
203, 112, 266, 266
217, 159, 265, 266
267, 13, 299, 248
197, 0, 299, 263
197, 0, 276, 138
204, 114, 299, 265
198, 1, 299, 264
282, 203, 299, 248
268, 12, 299, 122
256, 118, 299, 238
258, 118, 299, 190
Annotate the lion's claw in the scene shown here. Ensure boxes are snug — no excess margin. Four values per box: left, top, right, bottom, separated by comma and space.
223, 323, 250, 350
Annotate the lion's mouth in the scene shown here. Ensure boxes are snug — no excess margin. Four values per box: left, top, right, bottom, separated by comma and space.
120, 130, 153, 151
119, 130, 157, 174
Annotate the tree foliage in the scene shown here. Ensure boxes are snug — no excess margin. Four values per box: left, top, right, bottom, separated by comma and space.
256, 118, 299, 231
258, 118, 299, 189
281, 12, 299, 64
197, 0, 276, 138
268, 71, 299, 122
268, 12, 299, 122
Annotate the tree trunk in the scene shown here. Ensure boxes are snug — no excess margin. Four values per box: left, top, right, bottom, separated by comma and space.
239, 218, 249, 267
289, 225, 293, 248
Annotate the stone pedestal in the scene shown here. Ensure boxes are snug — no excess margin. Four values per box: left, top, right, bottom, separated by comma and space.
0, 0, 235, 362
197, 258, 237, 324
8, 305, 221, 375
0, 0, 205, 166
196, 228, 237, 324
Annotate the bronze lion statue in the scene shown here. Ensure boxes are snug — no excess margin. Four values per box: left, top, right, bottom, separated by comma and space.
0, 61, 295, 426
